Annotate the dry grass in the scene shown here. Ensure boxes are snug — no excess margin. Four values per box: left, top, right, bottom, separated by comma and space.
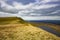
30, 22, 60, 33
0, 24, 60, 40
0, 17, 60, 40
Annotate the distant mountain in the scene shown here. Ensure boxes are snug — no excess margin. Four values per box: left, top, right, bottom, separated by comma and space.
28, 20, 60, 25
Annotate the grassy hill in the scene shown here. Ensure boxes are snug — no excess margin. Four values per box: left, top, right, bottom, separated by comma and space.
0, 17, 26, 25
0, 17, 60, 40
29, 22, 60, 33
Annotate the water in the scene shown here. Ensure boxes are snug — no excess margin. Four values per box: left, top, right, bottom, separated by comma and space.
38, 26, 60, 37
27, 20, 60, 37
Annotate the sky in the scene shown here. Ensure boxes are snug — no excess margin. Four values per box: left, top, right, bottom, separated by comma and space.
0, 0, 60, 20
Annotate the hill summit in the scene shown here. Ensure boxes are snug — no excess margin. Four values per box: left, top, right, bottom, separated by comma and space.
0, 17, 26, 25
0, 17, 60, 40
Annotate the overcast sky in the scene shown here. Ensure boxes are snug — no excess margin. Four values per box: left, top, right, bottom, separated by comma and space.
0, 0, 60, 20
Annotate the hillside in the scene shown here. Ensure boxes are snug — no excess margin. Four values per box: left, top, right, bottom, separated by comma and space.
0, 17, 60, 40
29, 22, 60, 33
0, 17, 26, 25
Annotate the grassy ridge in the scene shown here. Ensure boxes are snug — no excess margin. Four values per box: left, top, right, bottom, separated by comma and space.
0, 17, 60, 40
29, 22, 60, 33
0, 24, 60, 40
0, 17, 26, 25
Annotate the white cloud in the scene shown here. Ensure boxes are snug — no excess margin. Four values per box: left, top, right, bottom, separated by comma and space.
31, 4, 58, 9
40, 0, 60, 4
12, 1, 58, 16
0, 12, 16, 17
35, 0, 60, 5
50, 10, 60, 14
0, 0, 7, 1
18, 16, 60, 20
12, 0, 58, 10
0, 0, 18, 13
0, 0, 60, 20
13, 2, 27, 9
43, 0, 59, 2
0, 0, 59, 14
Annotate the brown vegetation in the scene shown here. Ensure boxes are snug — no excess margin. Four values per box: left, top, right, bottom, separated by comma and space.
0, 17, 60, 40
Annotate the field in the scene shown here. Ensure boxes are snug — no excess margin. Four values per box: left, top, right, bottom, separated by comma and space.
0, 17, 60, 40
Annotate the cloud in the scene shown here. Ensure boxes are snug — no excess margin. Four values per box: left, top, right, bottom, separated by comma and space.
0, 0, 59, 15
49, 10, 60, 16
13, 1, 33, 9
19, 16, 60, 20
0, 0, 60, 20
38, 0, 60, 4
0, 0, 7, 1
0, 12, 16, 17
0, 0, 18, 13
12, 1, 59, 16
31, 4, 58, 9
43, 0, 60, 2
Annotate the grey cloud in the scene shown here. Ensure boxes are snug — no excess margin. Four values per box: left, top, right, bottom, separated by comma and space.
28, 5, 60, 16
0, 6, 18, 14
0, 12, 16, 17
0, 0, 18, 14
0, 0, 60, 17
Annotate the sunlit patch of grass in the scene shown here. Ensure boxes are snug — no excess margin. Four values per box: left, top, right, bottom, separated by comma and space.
0, 17, 60, 40
0, 24, 60, 40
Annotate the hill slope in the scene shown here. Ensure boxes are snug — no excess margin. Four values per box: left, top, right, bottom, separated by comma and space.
29, 22, 60, 33
0, 17, 60, 40
0, 17, 26, 25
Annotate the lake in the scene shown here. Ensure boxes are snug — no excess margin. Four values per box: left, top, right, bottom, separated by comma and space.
27, 20, 60, 37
